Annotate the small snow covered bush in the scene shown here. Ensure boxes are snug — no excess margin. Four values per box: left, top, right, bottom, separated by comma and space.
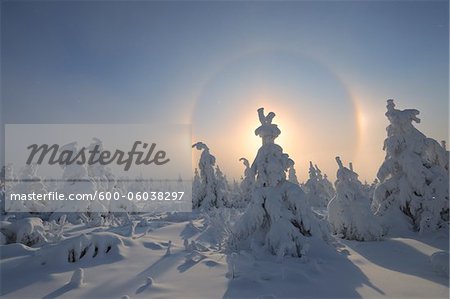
0, 217, 47, 246
199, 207, 239, 249
430, 251, 449, 277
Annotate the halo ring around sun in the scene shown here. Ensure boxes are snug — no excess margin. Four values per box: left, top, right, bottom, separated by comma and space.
190, 48, 363, 179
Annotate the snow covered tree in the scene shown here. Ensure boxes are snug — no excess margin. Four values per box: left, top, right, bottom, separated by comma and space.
86, 138, 115, 192
328, 157, 382, 241
192, 142, 226, 209
322, 173, 335, 197
53, 142, 106, 224
238, 157, 255, 203
0, 164, 15, 191
86, 138, 135, 217
287, 158, 300, 185
224, 158, 255, 209
192, 168, 204, 208
229, 108, 324, 257
304, 162, 335, 207
440, 140, 449, 171
372, 99, 449, 234
0, 165, 7, 214
111, 173, 139, 214
231, 179, 240, 194
362, 178, 378, 207
0, 217, 48, 246
57, 143, 96, 199
215, 165, 229, 206
8, 164, 47, 213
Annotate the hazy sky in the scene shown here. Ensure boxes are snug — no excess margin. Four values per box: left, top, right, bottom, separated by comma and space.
2, 0, 448, 182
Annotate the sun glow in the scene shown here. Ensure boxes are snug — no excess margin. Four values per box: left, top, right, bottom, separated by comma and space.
190, 50, 362, 181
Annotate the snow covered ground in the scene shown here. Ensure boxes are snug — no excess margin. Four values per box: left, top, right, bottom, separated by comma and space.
1, 214, 448, 299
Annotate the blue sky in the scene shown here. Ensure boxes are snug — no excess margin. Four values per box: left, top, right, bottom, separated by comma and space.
1, 0, 448, 181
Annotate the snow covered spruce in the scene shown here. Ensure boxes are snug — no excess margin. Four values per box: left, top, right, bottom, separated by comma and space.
8, 163, 47, 213
238, 157, 255, 204
192, 142, 229, 209
327, 157, 382, 241
304, 161, 335, 208
372, 99, 449, 234
287, 158, 300, 185
229, 108, 326, 257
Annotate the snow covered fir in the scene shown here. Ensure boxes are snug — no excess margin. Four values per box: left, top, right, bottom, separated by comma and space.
0, 100, 448, 298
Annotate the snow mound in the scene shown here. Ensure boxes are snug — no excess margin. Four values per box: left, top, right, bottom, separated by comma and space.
69, 268, 84, 287
163, 211, 199, 222
430, 251, 449, 277
146, 276, 154, 286
37, 232, 124, 266
0, 242, 39, 259
143, 241, 165, 250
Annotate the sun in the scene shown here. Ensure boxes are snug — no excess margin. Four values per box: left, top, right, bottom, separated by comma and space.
190, 49, 359, 181
233, 99, 306, 171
